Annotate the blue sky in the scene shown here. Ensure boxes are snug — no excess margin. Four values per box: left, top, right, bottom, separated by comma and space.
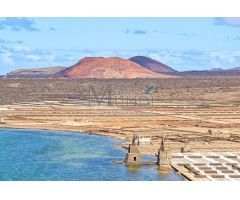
0, 17, 240, 74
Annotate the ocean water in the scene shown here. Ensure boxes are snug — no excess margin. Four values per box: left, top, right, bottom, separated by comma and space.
0, 128, 184, 181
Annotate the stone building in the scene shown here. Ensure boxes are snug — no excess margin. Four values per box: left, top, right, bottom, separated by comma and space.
125, 134, 142, 165
134, 136, 151, 145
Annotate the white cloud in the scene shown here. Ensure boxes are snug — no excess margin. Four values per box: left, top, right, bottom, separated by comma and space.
2, 52, 14, 65
26, 55, 40, 61
148, 52, 183, 65
0, 18, 40, 31
13, 45, 31, 51
215, 17, 240, 27
143, 49, 240, 71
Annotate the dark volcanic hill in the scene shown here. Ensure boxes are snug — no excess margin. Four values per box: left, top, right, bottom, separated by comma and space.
53, 57, 174, 78
6, 66, 67, 78
129, 56, 177, 73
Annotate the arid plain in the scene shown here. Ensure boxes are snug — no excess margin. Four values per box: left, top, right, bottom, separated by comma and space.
1, 77, 240, 156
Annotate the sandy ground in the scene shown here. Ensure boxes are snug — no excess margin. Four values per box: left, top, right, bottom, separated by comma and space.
1, 98, 240, 156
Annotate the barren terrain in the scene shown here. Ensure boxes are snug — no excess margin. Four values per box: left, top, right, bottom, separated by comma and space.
1, 77, 240, 155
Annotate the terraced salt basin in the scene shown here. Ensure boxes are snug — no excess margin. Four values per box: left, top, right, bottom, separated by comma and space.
0, 128, 184, 181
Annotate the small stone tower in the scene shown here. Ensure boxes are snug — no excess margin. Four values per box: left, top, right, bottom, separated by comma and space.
181, 139, 191, 153
157, 135, 171, 168
125, 134, 142, 165
0, 117, 4, 124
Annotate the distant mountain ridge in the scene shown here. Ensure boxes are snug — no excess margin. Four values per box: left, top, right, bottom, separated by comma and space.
228, 67, 240, 71
210, 67, 240, 71
129, 56, 177, 73
3, 55, 240, 78
5, 66, 66, 78
210, 68, 224, 71
175, 67, 240, 76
